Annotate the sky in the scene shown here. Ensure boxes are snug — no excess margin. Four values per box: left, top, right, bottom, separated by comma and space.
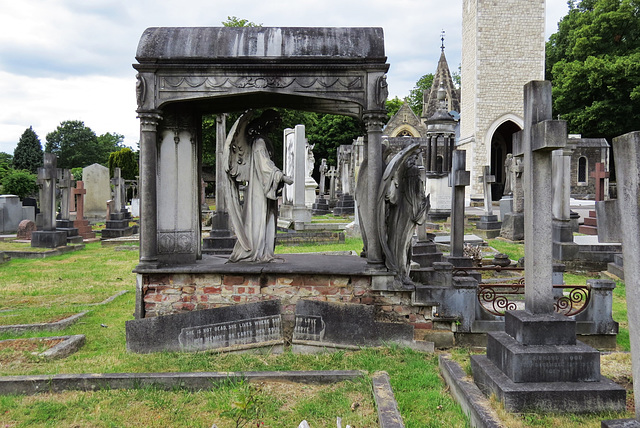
0, 0, 570, 155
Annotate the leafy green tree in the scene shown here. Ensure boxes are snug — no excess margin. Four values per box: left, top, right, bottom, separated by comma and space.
108, 147, 138, 180
386, 97, 404, 120
45, 120, 118, 169
222, 16, 261, 27
308, 114, 364, 166
0, 153, 12, 183
13, 126, 43, 173
407, 73, 434, 117
1, 169, 37, 200
547, 0, 640, 142
71, 167, 83, 181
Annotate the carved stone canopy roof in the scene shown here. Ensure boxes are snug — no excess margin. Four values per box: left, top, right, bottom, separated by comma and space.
134, 27, 390, 119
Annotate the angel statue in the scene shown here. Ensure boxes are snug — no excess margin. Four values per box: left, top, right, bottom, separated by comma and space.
223, 109, 293, 263
377, 143, 430, 287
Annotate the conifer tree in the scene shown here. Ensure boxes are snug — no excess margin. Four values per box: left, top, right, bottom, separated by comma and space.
13, 126, 43, 173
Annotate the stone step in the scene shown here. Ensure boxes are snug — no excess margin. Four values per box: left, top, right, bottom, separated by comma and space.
607, 262, 624, 280
578, 225, 598, 235
583, 217, 598, 227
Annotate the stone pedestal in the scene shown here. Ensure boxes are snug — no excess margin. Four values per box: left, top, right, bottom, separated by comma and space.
471, 311, 625, 413
333, 193, 354, 216
311, 196, 330, 215
579, 210, 599, 235
500, 212, 524, 241
553, 218, 579, 260
56, 219, 83, 244
202, 212, 236, 255
31, 230, 68, 248
499, 197, 513, 221
101, 210, 134, 239
411, 234, 443, 268
475, 214, 502, 239
73, 219, 96, 240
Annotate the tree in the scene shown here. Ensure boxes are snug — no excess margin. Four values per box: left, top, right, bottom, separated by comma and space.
386, 97, 404, 120
108, 147, 138, 180
0, 153, 12, 183
13, 126, 43, 173
98, 132, 125, 160
222, 16, 261, 27
1, 169, 37, 200
407, 73, 434, 117
546, 0, 640, 142
45, 120, 112, 169
308, 114, 364, 166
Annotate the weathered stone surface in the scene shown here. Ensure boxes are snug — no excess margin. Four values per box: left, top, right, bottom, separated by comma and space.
16, 220, 36, 240
504, 310, 576, 346
126, 300, 283, 353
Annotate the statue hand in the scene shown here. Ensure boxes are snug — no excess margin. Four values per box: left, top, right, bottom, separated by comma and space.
282, 176, 294, 185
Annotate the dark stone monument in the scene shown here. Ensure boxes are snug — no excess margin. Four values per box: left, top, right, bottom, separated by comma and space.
31, 154, 67, 248
446, 150, 473, 268
292, 300, 432, 352
471, 81, 625, 413
475, 165, 502, 239
101, 168, 134, 239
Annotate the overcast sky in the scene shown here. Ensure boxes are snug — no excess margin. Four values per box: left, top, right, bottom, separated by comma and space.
0, 0, 570, 155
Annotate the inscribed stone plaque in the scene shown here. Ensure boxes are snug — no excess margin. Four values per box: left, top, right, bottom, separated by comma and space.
126, 300, 283, 353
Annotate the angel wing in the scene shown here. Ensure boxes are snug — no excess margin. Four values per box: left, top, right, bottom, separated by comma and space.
376, 142, 422, 272
223, 110, 255, 251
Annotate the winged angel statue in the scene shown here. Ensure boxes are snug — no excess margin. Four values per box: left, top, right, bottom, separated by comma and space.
377, 143, 430, 287
223, 110, 293, 263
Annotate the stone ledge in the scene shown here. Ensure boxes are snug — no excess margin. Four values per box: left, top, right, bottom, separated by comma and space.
0, 311, 88, 334
438, 356, 504, 428
372, 371, 406, 428
2, 244, 85, 259
0, 335, 85, 361
0, 370, 366, 395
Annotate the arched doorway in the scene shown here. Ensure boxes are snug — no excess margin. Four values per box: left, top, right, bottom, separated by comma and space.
489, 120, 521, 200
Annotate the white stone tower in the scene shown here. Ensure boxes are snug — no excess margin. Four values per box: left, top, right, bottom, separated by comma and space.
459, 0, 546, 199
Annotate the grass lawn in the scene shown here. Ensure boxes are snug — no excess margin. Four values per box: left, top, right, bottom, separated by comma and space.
0, 238, 634, 427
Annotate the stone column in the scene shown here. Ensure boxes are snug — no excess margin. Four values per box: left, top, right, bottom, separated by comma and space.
522, 81, 567, 314
137, 110, 162, 266
605, 131, 640, 422
448, 150, 470, 262
39, 153, 57, 231
363, 111, 386, 265
552, 144, 579, 260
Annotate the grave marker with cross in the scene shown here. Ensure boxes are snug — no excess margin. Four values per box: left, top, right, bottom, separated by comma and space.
591, 162, 609, 202
38, 153, 58, 231
478, 166, 495, 216
111, 167, 126, 213
327, 166, 338, 201
57, 168, 75, 221
449, 150, 470, 259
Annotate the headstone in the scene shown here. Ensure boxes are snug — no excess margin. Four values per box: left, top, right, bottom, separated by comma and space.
292, 300, 432, 353
500, 151, 524, 240
552, 145, 579, 260
202, 113, 236, 255
83, 163, 110, 219
327, 166, 338, 204
446, 150, 472, 267
471, 81, 625, 414
0, 195, 23, 234
55, 168, 81, 244
31, 154, 67, 248
16, 219, 36, 240
475, 165, 502, 238
72, 181, 96, 240
596, 131, 640, 426
311, 159, 331, 215
279, 126, 312, 229
111, 168, 126, 212
126, 300, 284, 353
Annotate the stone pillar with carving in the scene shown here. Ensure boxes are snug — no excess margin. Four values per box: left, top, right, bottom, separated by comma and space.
363, 111, 387, 265
137, 110, 162, 267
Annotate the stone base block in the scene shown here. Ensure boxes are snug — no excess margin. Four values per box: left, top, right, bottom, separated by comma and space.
106, 219, 129, 229
500, 212, 524, 241
505, 310, 576, 346
445, 256, 474, 268
601, 420, 640, 428
202, 233, 237, 255
553, 240, 580, 260
471, 354, 626, 413
101, 227, 133, 239
474, 228, 502, 240
31, 230, 68, 248
486, 332, 601, 383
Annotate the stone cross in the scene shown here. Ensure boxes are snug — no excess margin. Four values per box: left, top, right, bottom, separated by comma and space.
72, 181, 87, 220
57, 168, 74, 221
110, 167, 125, 213
327, 166, 338, 201
599, 131, 640, 419
478, 166, 495, 216
318, 158, 328, 195
449, 150, 470, 258
591, 162, 609, 202
519, 81, 566, 314
37, 153, 58, 231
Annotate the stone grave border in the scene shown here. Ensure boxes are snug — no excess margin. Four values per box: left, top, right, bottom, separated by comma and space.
0, 290, 128, 334
0, 335, 85, 361
439, 355, 503, 428
0, 369, 405, 427
1, 243, 85, 259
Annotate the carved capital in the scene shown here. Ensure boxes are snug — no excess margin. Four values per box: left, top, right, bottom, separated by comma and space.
363, 111, 388, 132
137, 110, 163, 132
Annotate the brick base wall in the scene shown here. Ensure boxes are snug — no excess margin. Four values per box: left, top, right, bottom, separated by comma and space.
140, 273, 434, 337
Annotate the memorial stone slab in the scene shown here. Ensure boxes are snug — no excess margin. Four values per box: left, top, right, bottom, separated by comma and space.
126, 300, 284, 353
0, 195, 23, 233
82, 163, 110, 219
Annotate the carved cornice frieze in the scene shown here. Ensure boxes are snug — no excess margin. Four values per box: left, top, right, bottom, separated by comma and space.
137, 110, 163, 132
158, 231, 196, 254
159, 75, 364, 93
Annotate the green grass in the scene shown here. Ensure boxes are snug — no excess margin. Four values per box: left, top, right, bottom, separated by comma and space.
487, 238, 524, 261
275, 237, 363, 254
